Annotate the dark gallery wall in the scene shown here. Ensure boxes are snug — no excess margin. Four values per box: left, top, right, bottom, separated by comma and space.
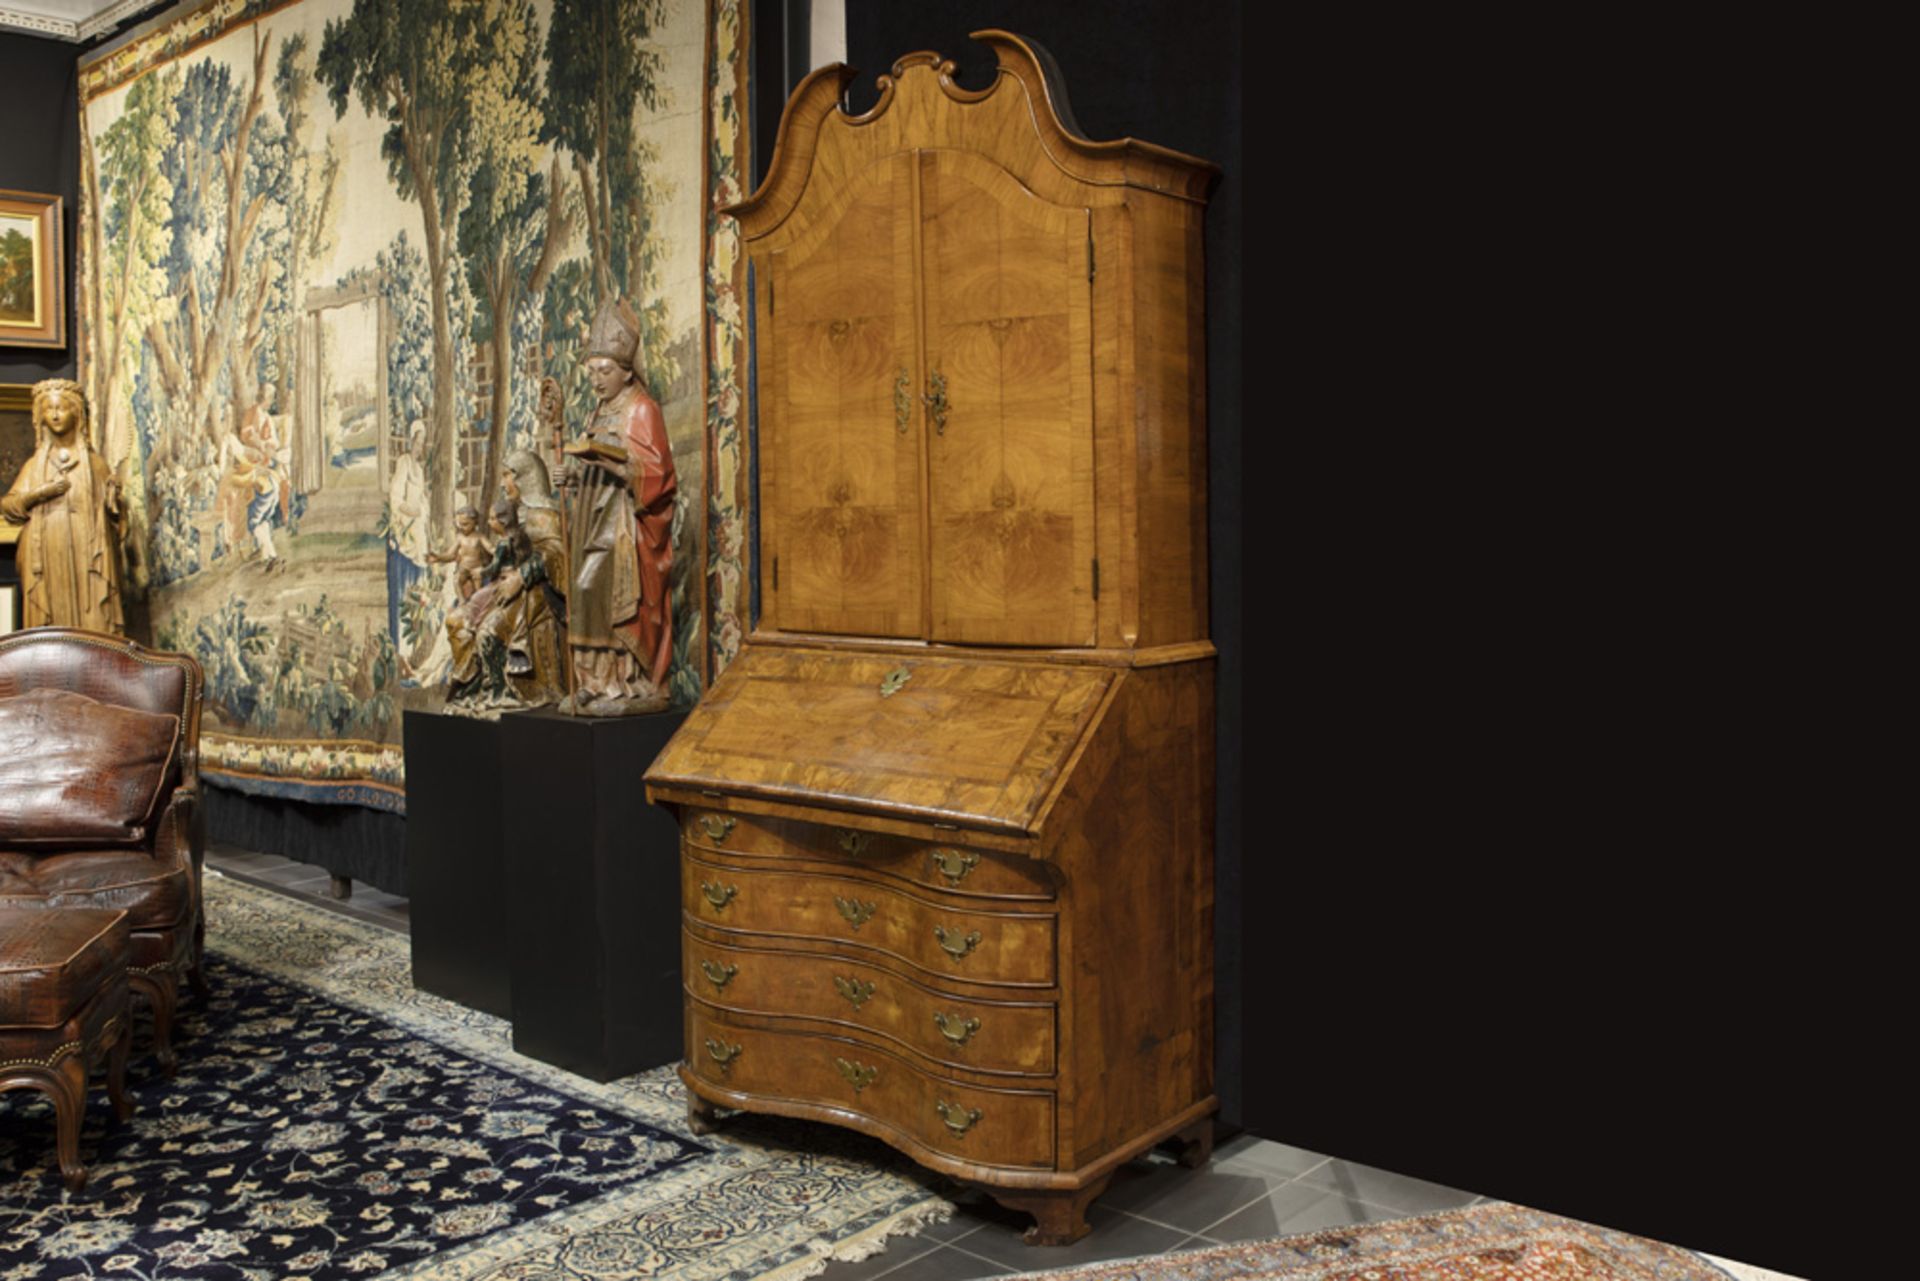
0, 32, 83, 384
835, 3, 1824, 1276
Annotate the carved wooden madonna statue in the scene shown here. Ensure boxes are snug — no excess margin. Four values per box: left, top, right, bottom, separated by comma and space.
645, 32, 1220, 1246
0, 379, 125, 633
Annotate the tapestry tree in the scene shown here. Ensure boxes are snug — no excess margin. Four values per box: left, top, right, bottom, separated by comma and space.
319, 0, 488, 540
456, 0, 574, 521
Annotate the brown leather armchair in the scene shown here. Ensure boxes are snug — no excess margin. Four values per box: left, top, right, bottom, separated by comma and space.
0, 627, 205, 1075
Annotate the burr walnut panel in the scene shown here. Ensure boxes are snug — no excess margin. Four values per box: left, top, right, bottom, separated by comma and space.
650, 646, 1111, 833
921, 149, 1095, 647
682, 935, 1056, 1076
763, 151, 923, 638
683, 854, 1057, 987
685, 1005, 1056, 1170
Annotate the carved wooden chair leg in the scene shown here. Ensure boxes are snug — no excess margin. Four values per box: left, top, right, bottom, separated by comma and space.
686, 1090, 723, 1135
49, 1055, 90, 1191
106, 1014, 133, 1123
989, 1173, 1115, 1246
1172, 1116, 1214, 1169
129, 968, 179, 1078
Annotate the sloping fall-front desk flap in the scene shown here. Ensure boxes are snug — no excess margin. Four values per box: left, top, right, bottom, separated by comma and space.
644, 646, 1115, 838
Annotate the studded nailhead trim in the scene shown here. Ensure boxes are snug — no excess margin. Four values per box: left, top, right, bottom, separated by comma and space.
0, 1040, 82, 1072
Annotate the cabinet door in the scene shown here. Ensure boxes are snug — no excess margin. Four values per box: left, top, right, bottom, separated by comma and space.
919, 149, 1095, 647
762, 152, 924, 637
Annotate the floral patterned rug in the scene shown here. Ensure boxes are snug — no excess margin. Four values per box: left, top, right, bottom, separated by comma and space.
0, 873, 953, 1280
999, 1202, 1795, 1281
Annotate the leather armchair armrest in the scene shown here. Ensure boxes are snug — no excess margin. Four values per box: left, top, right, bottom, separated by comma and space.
149, 786, 198, 871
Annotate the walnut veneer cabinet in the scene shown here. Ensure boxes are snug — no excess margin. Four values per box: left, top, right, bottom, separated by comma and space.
644, 31, 1218, 1245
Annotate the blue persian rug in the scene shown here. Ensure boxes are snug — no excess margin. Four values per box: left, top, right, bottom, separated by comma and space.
0, 875, 953, 1280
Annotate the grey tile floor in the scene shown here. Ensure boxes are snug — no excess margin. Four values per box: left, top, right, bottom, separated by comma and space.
197, 846, 1502, 1279
804, 1138, 1483, 1280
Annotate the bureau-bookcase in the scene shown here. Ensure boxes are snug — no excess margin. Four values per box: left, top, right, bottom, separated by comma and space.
645, 30, 1218, 1244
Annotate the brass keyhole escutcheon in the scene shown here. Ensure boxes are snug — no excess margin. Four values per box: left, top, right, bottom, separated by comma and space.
933, 1012, 981, 1047
699, 815, 736, 843
835, 1057, 878, 1093
834, 975, 876, 1009
838, 829, 870, 856
701, 960, 738, 991
701, 881, 738, 911
935, 1098, 983, 1138
705, 1038, 742, 1074
933, 925, 982, 961
835, 897, 877, 930
923, 369, 950, 435
894, 368, 912, 433
879, 666, 910, 697
930, 848, 978, 885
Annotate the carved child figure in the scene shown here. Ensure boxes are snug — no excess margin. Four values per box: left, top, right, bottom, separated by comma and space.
427, 505, 491, 601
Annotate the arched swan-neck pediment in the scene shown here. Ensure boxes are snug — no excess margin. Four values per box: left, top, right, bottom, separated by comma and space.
723, 29, 1219, 240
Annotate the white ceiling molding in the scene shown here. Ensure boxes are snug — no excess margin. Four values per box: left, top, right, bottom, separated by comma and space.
0, 0, 166, 42
78, 0, 159, 40
0, 9, 80, 38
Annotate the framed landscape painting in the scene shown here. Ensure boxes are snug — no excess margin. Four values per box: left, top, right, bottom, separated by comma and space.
0, 190, 65, 349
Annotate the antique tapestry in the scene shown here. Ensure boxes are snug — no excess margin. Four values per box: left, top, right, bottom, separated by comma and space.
77, 0, 751, 811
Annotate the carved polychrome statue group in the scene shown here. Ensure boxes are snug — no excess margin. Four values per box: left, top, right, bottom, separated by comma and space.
442, 296, 677, 718
0, 304, 672, 719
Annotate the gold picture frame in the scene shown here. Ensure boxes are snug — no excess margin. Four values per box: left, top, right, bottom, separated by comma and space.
0, 383, 27, 545
0, 190, 66, 349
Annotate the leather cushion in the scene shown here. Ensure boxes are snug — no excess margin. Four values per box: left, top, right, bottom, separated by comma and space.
0, 850, 193, 933
0, 907, 129, 1028
0, 688, 180, 846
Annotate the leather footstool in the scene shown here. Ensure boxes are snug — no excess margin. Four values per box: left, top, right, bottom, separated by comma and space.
0, 908, 134, 1191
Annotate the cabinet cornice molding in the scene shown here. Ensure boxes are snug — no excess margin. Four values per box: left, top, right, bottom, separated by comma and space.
725, 30, 1219, 241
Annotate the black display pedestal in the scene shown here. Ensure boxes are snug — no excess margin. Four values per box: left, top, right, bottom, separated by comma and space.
499, 708, 687, 1082
403, 711, 511, 1018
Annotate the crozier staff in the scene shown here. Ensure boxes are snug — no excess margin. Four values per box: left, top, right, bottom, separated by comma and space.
560, 297, 676, 714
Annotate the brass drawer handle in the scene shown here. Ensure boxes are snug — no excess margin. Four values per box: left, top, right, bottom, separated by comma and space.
924, 369, 949, 435
835, 1056, 878, 1093
933, 1011, 981, 1047
879, 666, 910, 697
933, 925, 982, 961
837, 829, 870, 856
834, 975, 876, 1009
835, 897, 877, 930
935, 1098, 983, 1138
929, 848, 978, 885
894, 368, 912, 433
705, 1037, 742, 1074
699, 815, 736, 843
701, 960, 738, 991
701, 881, 738, 911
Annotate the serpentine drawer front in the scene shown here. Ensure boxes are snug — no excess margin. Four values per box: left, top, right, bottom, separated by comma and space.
682, 934, 1056, 1076
686, 1006, 1056, 1170
682, 854, 1057, 987
683, 809, 1056, 902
